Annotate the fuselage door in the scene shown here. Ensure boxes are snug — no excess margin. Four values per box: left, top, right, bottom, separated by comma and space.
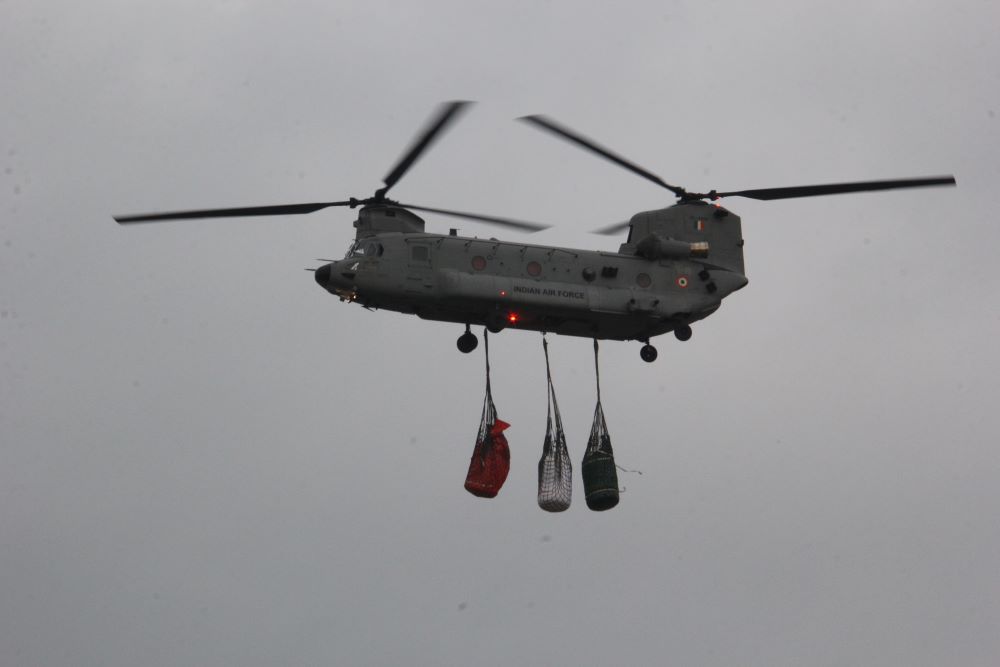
406, 242, 434, 291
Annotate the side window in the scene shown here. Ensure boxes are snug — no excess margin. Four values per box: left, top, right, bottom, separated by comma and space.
410, 245, 429, 262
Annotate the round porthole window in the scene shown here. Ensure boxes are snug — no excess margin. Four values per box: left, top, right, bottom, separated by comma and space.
636, 272, 652, 288
526, 261, 542, 277
471, 255, 487, 271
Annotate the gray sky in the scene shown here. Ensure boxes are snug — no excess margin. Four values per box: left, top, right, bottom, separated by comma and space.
3, 1, 999, 665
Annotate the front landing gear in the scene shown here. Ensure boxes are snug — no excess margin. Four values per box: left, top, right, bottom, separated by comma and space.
457, 325, 479, 353
640, 343, 658, 363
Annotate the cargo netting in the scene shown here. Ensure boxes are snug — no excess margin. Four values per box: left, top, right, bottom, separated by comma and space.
464, 330, 511, 498
537, 335, 572, 512
582, 339, 619, 511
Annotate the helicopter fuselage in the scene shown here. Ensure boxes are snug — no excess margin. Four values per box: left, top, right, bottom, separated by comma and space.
314, 202, 749, 342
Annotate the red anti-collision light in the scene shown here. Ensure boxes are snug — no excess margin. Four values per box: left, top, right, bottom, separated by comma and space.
507, 312, 519, 324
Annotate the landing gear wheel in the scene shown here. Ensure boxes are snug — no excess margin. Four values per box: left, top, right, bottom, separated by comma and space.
640, 344, 658, 363
457, 328, 479, 353
674, 324, 692, 342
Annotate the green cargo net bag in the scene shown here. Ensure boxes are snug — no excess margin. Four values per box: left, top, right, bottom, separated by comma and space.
582, 339, 619, 511
537, 335, 572, 512
464, 329, 511, 498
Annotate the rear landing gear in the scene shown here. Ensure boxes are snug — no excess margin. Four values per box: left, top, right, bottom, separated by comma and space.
640, 343, 658, 363
674, 324, 692, 342
457, 325, 479, 353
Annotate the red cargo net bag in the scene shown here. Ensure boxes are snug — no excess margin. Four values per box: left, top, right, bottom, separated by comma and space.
538, 335, 572, 512
464, 330, 511, 498
581, 339, 619, 511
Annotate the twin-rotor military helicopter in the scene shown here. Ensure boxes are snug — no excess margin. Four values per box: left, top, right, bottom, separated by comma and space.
116, 101, 955, 361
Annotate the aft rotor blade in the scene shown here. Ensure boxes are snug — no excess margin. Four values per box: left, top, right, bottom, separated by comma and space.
519, 115, 687, 197
593, 220, 631, 235
714, 176, 957, 201
381, 101, 473, 197
114, 201, 353, 224
400, 203, 550, 232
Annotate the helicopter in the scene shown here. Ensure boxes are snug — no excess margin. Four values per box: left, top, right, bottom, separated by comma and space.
116, 101, 956, 362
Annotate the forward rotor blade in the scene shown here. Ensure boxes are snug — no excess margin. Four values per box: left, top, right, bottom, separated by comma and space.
593, 220, 631, 235
715, 176, 956, 201
381, 101, 473, 196
400, 203, 550, 232
519, 115, 687, 197
114, 201, 353, 224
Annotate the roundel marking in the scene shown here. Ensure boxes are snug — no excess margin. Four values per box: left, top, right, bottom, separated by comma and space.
471, 255, 487, 271
677, 275, 689, 288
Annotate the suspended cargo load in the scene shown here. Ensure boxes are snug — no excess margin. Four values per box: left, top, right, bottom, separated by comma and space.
537, 336, 572, 512
464, 330, 511, 498
465, 419, 511, 498
581, 428, 618, 511
582, 340, 619, 511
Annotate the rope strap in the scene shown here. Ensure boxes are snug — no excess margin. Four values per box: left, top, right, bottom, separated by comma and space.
593, 338, 602, 405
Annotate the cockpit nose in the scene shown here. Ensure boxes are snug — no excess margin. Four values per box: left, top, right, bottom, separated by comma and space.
314, 263, 332, 287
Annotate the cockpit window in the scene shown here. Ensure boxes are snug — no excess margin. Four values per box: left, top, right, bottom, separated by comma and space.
347, 241, 384, 257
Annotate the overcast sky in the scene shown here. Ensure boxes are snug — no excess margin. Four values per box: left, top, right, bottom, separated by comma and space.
3, 1, 999, 665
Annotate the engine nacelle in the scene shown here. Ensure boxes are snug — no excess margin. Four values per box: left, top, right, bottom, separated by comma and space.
635, 233, 710, 261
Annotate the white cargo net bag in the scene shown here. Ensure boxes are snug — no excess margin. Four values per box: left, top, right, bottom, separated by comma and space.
537, 335, 572, 512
